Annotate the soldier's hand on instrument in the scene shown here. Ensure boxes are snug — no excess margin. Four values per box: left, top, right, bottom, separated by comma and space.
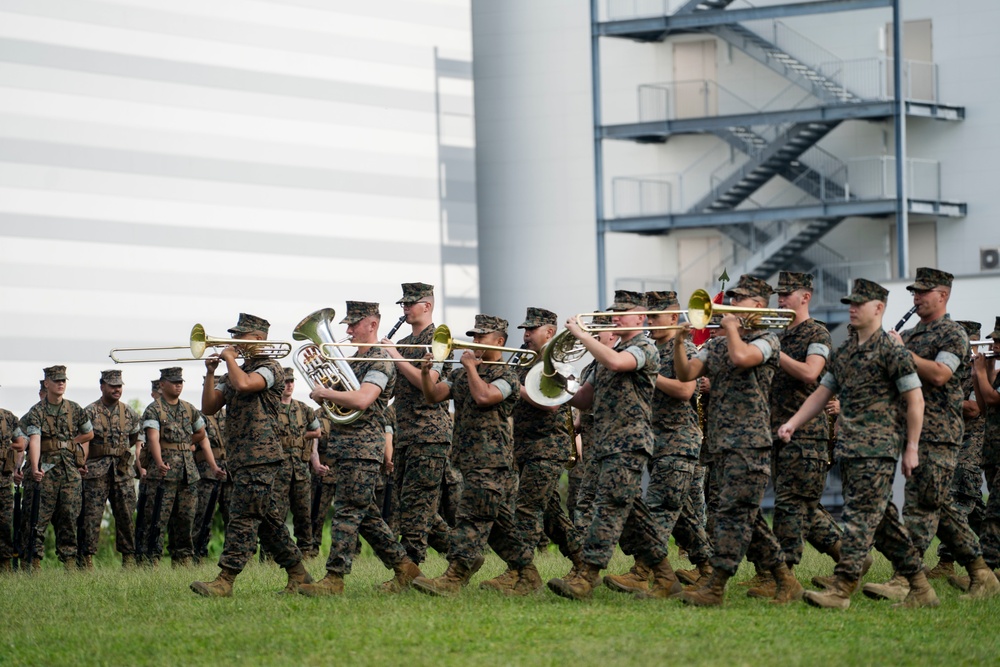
825, 398, 840, 417
205, 355, 221, 373
420, 353, 434, 372
972, 352, 986, 369
777, 423, 795, 443
219, 346, 239, 363
138, 466, 147, 480
565, 317, 583, 338
699, 377, 711, 393
460, 350, 479, 369
720, 313, 741, 332
310, 387, 331, 403
676, 323, 691, 340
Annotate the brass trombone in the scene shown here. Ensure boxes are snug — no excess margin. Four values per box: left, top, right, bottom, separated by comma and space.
574, 309, 689, 333
687, 289, 795, 330
110, 324, 291, 364
432, 325, 537, 367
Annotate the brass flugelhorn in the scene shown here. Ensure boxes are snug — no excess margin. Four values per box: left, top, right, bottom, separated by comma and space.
109, 325, 291, 364
687, 290, 794, 330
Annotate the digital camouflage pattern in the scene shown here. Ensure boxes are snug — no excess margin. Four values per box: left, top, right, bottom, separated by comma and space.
444, 363, 520, 471
820, 328, 920, 459
219, 462, 301, 572
266, 398, 319, 553
510, 457, 581, 567
80, 399, 142, 556
590, 336, 659, 460
571, 360, 599, 530
709, 448, 782, 574
1, 408, 24, 560
215, 357, 285, 471
21, 398, 93, 562
672, 463, 713, 565
513, 362, 572, 461
391, 324, 451, 449
448, 467, 522, 570
194, 412, 231, 555
326, 347, 395, 463
308, 408, 336, 555
900, 315, 968, 445
645, 453, 697, 558
141, 398, 204, 560
651, 337, 701, 459
770, 319, 832, 441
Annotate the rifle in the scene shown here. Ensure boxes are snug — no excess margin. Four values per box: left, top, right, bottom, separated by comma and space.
143, 483, 166, 560
12, 462, 23, 570
381, 474, 394, 523
195, 479, 222, 558
133, 479, 149, 562
23, 480, 41, 569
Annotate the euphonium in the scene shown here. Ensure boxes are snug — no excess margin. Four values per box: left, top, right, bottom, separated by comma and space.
292, 308, 363, 425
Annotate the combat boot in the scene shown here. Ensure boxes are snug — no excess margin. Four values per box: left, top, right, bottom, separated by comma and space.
863, 571, 909, 601
29, 559, 41, 573
892, 569, 939, 609
79, 555, 94, 571
463, 555, 485, 586
172, 556, 193, 568
298, 572, 345, 597
64, 558, 78, 572
547, 562, 602, 601
680, 569, 731, 607
603, 559, 653, 594
803, 576, 857, 610
747, 574, 777, 599
824, 540, 843, 563
0, 558, 12, 573
638, 557, 683, 599
190, 567, 238, 597
121, 554, 136, 569
378, 559, 423, 594
508, 563, 543, 596
677, 562, 713, 588
480, 567, 519, 593
770, 563, 804, 604
738, 564, 771, 588
412, 560, 473, 597
947, 573, 971, 592
566, 549, 585, 579
926, 559, 955, 580
960, 557, 1000, 600
280, 562, 314, 594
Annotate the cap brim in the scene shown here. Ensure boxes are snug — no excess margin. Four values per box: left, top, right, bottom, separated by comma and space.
988, 332, 1000, 340
227, 326, 251, 334
725, 288, 750, 298
340, 318, 363, 325
395, 297, 418, 304
905, 282, 934, 291
466, 328, 491, 336
840, 296, 868, 304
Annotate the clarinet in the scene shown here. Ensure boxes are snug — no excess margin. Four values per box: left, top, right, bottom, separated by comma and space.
893, 305, 918, 332
385, 315, 406, 341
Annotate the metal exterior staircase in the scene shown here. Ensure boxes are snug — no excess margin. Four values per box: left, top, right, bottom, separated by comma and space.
673, 0, 739, 14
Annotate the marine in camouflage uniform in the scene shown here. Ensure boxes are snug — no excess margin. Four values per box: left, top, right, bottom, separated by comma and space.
260, 368, 320, 560
308, 406, 336, 555
192, 313, 309, 597
973, 317, 1000, 572
547, 291, 676, 601
781, 279, 938, 609
380, 283, 453, 564
80, 370, 142, 568
931, 320, 986, 577
298, 301, 416, 596
0, 407, 27, 571
769, 273, 843, 569
193, 409, 231, 562
21, 365, 94, 568
673, 275, 799, 606
603, 291, 709, 594
141, 367, 206, 565
412, 314, 527, 597
866, 268, 999, 600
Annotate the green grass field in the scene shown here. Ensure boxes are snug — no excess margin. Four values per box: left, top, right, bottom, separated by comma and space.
3, 542, 999, 667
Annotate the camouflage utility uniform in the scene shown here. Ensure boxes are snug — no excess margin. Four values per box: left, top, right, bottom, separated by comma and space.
1, 409, 25, 564
981, 371, 1000, 568
309, 408, 335, 555
264, 397, 319, 556
193, 411, 231, 560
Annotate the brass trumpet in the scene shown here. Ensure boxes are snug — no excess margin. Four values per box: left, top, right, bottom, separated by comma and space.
110, 325, 291, 364
687, 289, 794, 330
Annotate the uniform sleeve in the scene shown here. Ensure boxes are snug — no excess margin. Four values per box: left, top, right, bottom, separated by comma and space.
889, 344, 922, 393
254, 365, 276, 388
215, 373, 234, 400
361, 368, 389, 391
807, 343, 831, 359
623, 343, 647, 370
750, 333, 778, 362
141, 403, 159, 432
21, 407, 41, 437
819, 371, 840, 393
935, 325, 968, 373
191, 407, 206, 433
491, 379, 513, 400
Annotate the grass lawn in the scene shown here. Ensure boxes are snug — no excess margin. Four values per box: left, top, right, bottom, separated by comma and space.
3, 543, 999, 667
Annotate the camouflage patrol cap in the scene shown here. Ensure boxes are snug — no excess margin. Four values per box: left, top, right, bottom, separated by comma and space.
988, 316, 1000, 340
340, 301, 380, 325
39, 379, 46, 392
840, 278, 888, 305
100, 369, 123, 386
151, 379, 161, 392
466, 314, 508, 337
726, 274, 774, 301
775, 271, 814, 295
645, 290, 679, 311
956, 320, 981, 340
228, 313, 270, 336
608, 290, 646, 312
283, 367, 296, 382
395, 282, 434, 305
159, 367, 184, 383
591, 313, 614, 327
517, 307, 558, 329
906, 267, 954, 292
43, 365, 67, 381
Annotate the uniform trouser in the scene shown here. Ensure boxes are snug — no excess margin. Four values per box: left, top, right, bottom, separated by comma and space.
440, 457, 463, 528
573, 455, 599, 533
309, 476, 335, 554
771, 439, 841, 565
673, 463, 714, 563
834, 457, 923, 580
566, 456, 585, 528
450, 467, 522, 570
80, 459, 137, 556
980, 464, 1000, 568
582, 451, 669, 569
898, 441, 982, 565
263, 453, 312, 555
28, 470, 81, 562
645, 454, 700, 560
396, 447, 452, 564
193, 477, 232, 558
937, 463, 985, 562
147, 477, 198, 560
709, 448, 782, 575
324, 458, 406, 575
0, 473, 14, 559
218, 462, 301, 572
511, 457, 581, 567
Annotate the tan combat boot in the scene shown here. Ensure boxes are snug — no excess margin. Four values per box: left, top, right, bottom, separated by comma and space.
892, 569, 939, 609
677, 562, 713, 588
926, 559, 955, 580
412, 560, 473, 597
65, 559, 78, 572
280, 562, 314, 594
190, 568, 238, 597
680, 568, 731, 607
960, 557, 1000, 600
0, 558, 12, 573
480, 567, 519, 593
29, 559, 41, 573
738, 565, 771, 588
803, 576, 857, 610
862, 571, 909, 601
79, 555, 94, 571
298, 571, 345, 597
508, 563, 543, 596
603, 559, 653, 594
638, 557, 684, 599
947, 573, 971, 592
547, 563, 602, 601
172, 556, 193, 568
379, 559, 423, 594
121, 554, 136, 569
770, 563, 804, 604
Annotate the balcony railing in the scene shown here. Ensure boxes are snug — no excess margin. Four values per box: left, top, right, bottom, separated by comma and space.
846, 157, 941, 201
